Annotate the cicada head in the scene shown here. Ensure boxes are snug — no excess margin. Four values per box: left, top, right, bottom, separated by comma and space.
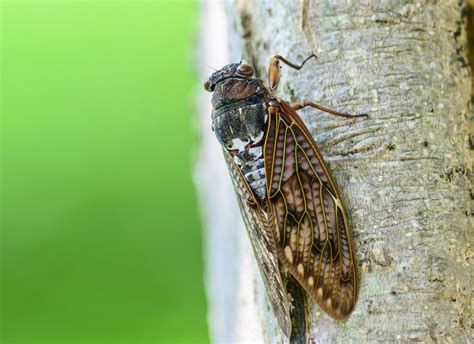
203, 63, 255, 92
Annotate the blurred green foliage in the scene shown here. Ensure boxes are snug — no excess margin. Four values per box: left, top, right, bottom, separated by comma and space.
1, 1, 208, 343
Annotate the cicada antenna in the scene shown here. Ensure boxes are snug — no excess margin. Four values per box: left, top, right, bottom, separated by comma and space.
205, 64, 217, 72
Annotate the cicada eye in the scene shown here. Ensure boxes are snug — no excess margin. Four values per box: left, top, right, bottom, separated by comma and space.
237, 63, 254, 77
204, 78, 212, 92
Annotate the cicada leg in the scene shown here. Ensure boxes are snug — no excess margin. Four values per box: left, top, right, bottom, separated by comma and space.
268, 54, 316, 92
291, 100, 368, 119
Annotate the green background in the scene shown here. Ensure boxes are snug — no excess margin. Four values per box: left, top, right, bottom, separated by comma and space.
1, 1, 208, 343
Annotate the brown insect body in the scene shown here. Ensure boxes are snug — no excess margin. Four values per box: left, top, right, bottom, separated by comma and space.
204, 55, 364, 339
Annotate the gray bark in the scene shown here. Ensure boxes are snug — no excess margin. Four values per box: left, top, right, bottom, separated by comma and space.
197, 1, 472, 343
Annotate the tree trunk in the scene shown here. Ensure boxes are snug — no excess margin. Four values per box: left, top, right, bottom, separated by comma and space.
197, 1, 472, 343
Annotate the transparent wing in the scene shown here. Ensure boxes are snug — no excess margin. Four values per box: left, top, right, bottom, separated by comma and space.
264, 100, 359, 319
223, 151, 292, 336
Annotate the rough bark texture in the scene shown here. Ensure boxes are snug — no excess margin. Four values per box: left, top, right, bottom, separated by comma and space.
198, 1, 472, 343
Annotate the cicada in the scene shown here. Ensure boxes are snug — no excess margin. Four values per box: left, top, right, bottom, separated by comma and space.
204, 55, 364, 340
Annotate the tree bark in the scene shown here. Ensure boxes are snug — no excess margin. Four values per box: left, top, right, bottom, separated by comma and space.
198, 1, 472, 343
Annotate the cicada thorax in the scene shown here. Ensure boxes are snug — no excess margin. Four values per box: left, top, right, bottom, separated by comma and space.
211, 77, 270, 201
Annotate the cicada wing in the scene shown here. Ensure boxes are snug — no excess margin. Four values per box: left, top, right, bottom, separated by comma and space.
223, 151, 292, 337
264, 100, 359, 319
